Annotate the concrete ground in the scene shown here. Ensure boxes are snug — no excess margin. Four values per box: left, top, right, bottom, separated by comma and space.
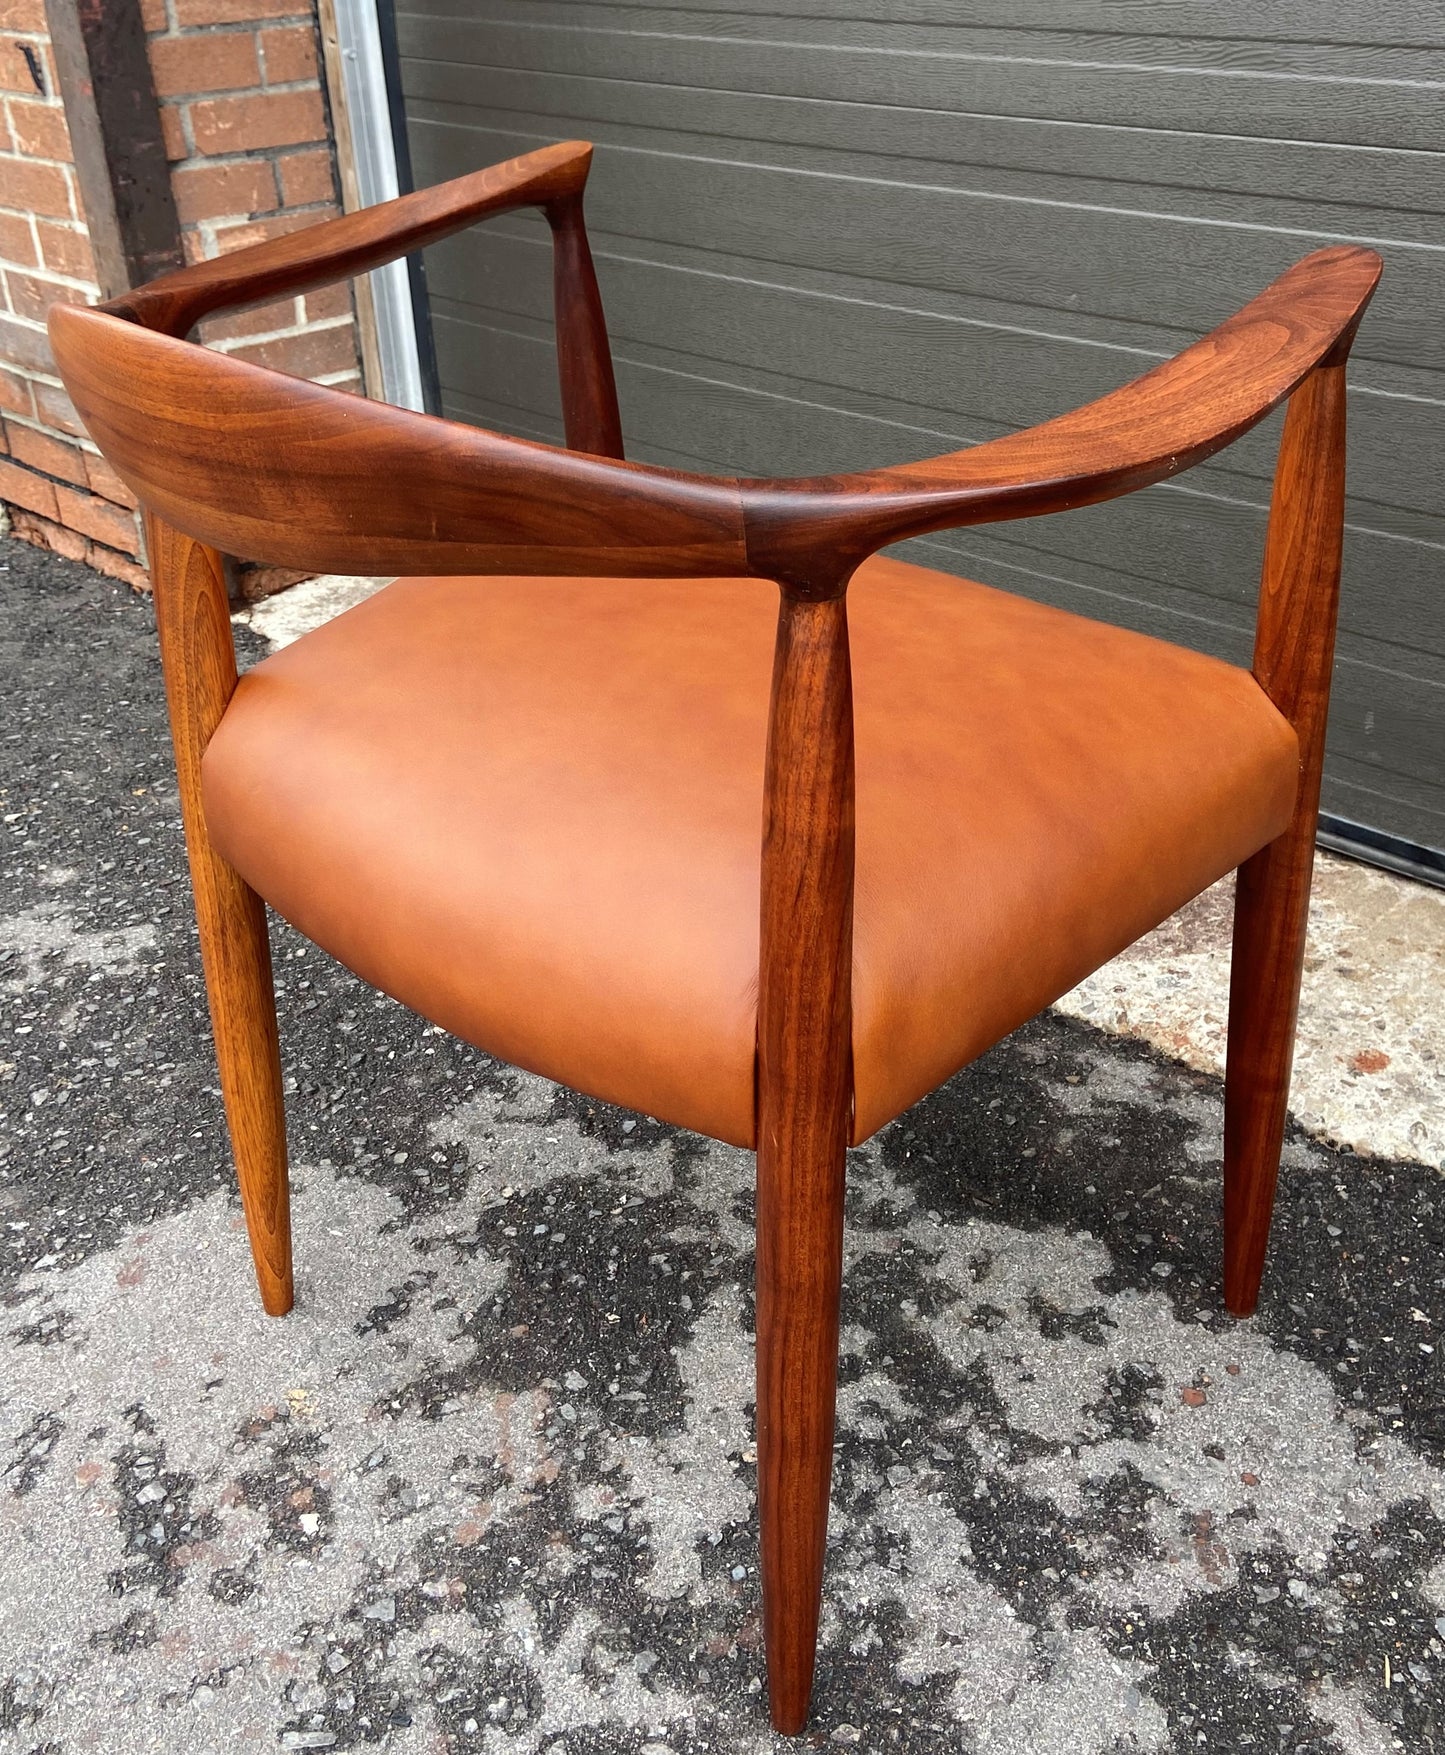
3, 537, 1443, 1755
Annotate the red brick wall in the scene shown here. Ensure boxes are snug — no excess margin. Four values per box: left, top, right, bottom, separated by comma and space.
0, 0, 142, 581
0, 0, 361, 588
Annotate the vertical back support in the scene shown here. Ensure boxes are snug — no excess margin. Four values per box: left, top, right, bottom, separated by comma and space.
147, 514, 293, 1314
1223, 345, 1350, 1315
545, 192, 624, 459
754, 590, 855, 1734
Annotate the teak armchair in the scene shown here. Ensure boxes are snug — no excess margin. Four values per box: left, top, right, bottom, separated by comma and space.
47, 141, 1379, 1734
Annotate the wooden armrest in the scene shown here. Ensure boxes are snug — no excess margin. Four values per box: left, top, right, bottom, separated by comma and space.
50, 231, 1378, 596
101, 140, 595, 339
740, 246, 1382, 594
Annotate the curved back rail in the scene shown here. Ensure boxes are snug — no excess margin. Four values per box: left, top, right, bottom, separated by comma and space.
50, 235, 1379, 593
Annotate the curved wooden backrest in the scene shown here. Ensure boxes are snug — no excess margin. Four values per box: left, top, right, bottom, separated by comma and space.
49, 306, 749, 579
49, 171, 1380, 596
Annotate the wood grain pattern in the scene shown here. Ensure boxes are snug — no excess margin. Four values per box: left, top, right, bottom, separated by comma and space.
1223, 346, 1351, 1318
147, 514, 293, 1317
48, 245, 1378, 601
545, 191, 625, 458
422, 223, 1433, 521
48, 304, 748, 580
741, 247, 1382, 594
104, 140, 596, 339
755, 592, 854, 1734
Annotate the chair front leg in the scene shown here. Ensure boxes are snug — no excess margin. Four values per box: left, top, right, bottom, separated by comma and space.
1223, 349, 1349, 1317
755, 590, 854, 1733
148, 515, 293, 1316
755, 1084, 848, 1733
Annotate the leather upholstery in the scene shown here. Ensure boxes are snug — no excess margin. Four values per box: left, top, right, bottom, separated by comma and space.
201, 554, 1298, 1148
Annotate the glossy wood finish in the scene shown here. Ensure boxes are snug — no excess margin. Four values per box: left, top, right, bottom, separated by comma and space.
546, 192, 625, 459
104, 140, 596, 338
745, 246, 1382, 594
47, 307, 747, 582
756, 593, 855, 1735
1223, 346, 1352, 1318
147, 514, 293, 1317
49, 227, 1378, 598
45, 147, 1383, 1737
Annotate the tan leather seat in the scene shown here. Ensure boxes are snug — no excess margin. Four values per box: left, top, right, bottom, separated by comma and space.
201, 553, 1298, 1147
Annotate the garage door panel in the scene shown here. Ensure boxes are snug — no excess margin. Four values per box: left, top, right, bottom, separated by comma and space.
397, 6, 1445, 852
410, 117, 1444, 380
402, 67, 1445, 225
405, 0, 1443, 52
398, 10, 1444, 149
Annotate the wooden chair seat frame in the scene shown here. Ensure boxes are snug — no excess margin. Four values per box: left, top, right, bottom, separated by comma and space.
46, 141, 1381, 1736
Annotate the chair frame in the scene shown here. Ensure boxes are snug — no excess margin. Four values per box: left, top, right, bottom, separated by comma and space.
47, 141, 1380, 1735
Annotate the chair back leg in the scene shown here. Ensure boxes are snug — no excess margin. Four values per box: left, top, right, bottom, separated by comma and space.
148, 516, 293, 1316
1223, 352, 1349, 1317
755, 592, 854, 1733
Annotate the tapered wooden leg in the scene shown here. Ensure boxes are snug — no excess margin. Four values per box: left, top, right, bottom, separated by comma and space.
1223, 829, 1314, 1316
1223, 349, 1350, 1318
756, 1105, 848, 1734
756, 592, 854, 1733
147, 514, 293, 1316
192, 860, 293, 1317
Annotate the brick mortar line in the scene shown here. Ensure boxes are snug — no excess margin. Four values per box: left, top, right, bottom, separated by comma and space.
202, 195, 338, 220
0, 310, 62, 336
146, 16, 317, 36
203, 296, 306, 333
191, 204, 341, 247
171, 156, 329, 177
145, 18, 317, 37
0, 214, 88, 237
3, 453, 123, 493
4, 364, 67, 389
160, 78, 325, 103
0, 153, 82, 177
0, 477, 141, 539
1, 264, 103, 296
4, 409, 102, 455
157, 86, 322, 106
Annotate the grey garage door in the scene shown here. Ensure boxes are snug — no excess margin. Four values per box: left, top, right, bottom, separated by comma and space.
391, 1, 1445, 865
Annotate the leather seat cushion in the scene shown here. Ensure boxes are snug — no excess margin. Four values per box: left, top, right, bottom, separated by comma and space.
201, 554, 1298, 1147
